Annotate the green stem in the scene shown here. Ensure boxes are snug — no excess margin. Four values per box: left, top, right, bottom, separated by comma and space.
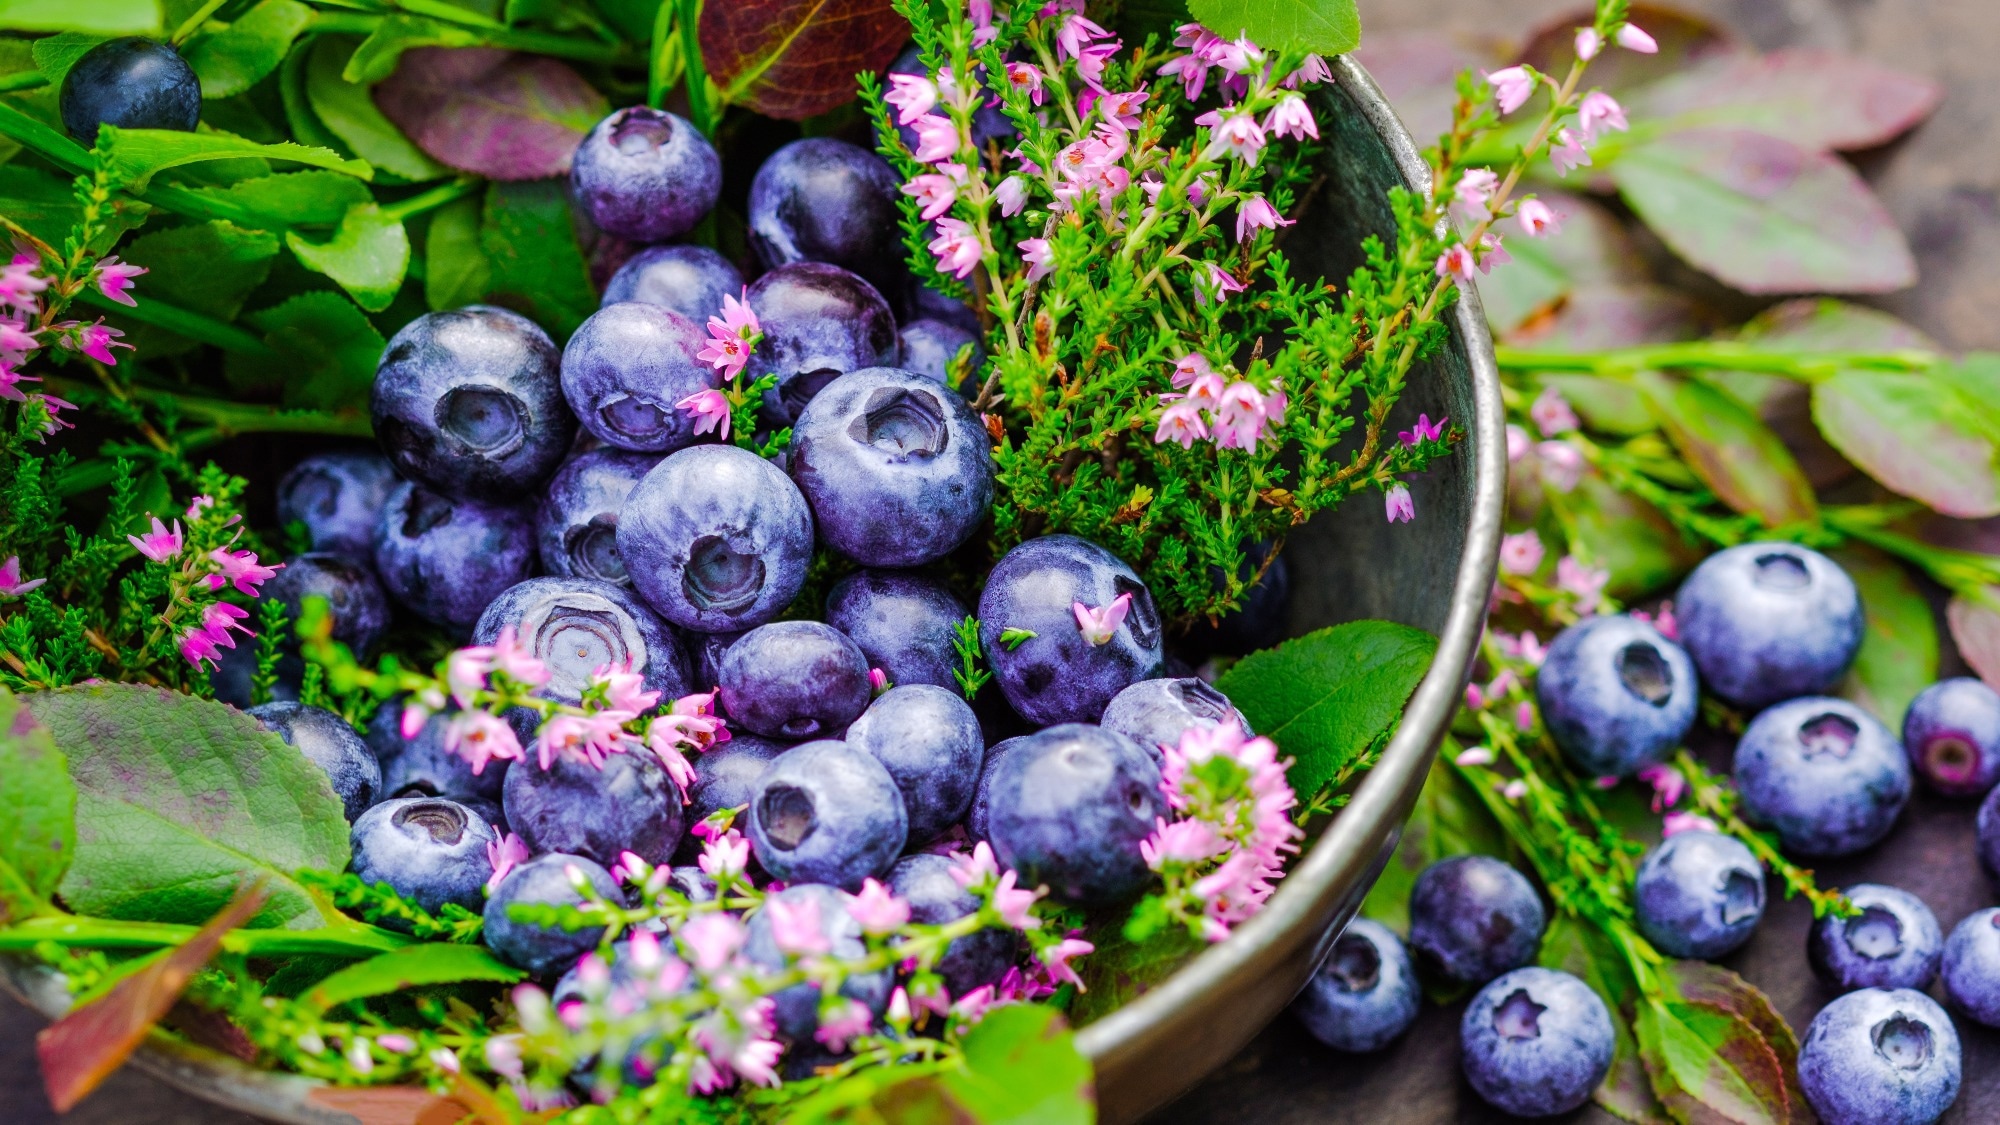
0, 71, 47, 93
677, 0, 713, 135
1494, 342, 1939, 381
172, 0, 234, 43
45, 375, 374, 441
0, 914, 411, 958
647, 0, 678, 110
74, 290, 276, 356
380, 175, 481, 221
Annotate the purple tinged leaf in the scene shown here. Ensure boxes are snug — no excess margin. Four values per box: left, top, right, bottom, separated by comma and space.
1833, 546, 1938, 727
1635, 371, 1819, 527
373, 47, 608, 181
1634, 994, 1789, 1125
1813, 369, 2000, 518
1633, 49, 1941, 153
1950, 591, 2000, 695
700, 0, 910, 121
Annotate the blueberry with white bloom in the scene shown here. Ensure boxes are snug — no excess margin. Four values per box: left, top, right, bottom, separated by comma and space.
1291, 918, 1420, 1053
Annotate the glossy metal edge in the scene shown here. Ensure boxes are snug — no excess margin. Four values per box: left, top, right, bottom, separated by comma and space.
1076, 54, 1506, 1124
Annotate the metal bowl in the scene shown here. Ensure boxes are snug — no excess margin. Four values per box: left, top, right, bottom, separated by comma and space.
3, 54, 1502, 1125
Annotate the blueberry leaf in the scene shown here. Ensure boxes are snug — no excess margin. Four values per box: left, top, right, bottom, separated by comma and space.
422, 193, 491, 311
1068, 917, 1202, 1026
183, 170, 375, 229
1834, 547, 1937, 728
343, 14, 485, 85
699, 0, 910, 121
299, 943, 524, 1013
1812, 367, 2000, 519
182, 0, 313, 100
96, 124, 371, 191
284, 201, 410, 312
1634, 993, 1789, 1125
225, 290, 386, 409
1631, 49, 1940, 153
27, 31, 108, 89
1185, 0, 1359, 57
0, 688, 77, 921
0, 0, 160, 36
1946, 590, 2000, 696
373, 46, 606, 181
117, 218, 279, 326
1664, 960, 1806, 1120
0, 164, 151, 255
304, 35, 452, 183
1634, 371, 1818, 528
475, 178, 597, 338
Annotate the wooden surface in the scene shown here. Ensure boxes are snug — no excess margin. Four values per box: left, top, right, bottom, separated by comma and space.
7, 0, 2000, 1121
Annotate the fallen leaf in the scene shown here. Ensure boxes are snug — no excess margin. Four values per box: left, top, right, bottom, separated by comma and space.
1948, 591, 2000, 693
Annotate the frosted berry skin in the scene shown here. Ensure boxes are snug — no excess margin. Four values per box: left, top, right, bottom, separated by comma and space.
743, 884, 894, 1045
888, 853, 1016, 996
977, 535, 1166, 726
1733, 697, 1911, 857
600, 244, 744, 322
472, 577, 690, 710
370, 307, 573, 504
375, 703, 509, 805
1810, 884, 1943, 992
266, 553, 393, 658
617, 444, 816, 633
823, 570, 968, 691
845, 685, 984, 845
746, 740, 907, 890
983, 723, 1164, 906
484, 853, 626, 976
534, 450, 659, 586
59, 37, 201, 144
1460, 967, 1615, 1117
247, 702, 382, 823
569, 107, 721, 243
966, 734, 1026, 842
276, 450, 398, 559
1798, 988, 1962, 1125
683, 733, 786, 840
1408, 855, 1546, 986
349, 797, 498, 921
748, 138, 910, 310
1632, 830, 1765, 960
1902, 677, 2000, 797
372, 481, 537, 633
744, 262, 900, 428
1943, 907, 2000, 1027
1674, 541, 1863, 710
1099, 677, 1251, 762
1979, 785, 2000, 891
1536, 614, 1698, 778
898, 318, 985, 387
560, 302, 719, 454
717, 621, 872, 740
790, 368, 995, 568
503, 749, 686, 868
1290, 918, 1420, 1053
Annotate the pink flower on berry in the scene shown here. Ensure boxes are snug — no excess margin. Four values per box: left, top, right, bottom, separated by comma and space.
948, 841, 1000, 889
445, 710, 524, 775
1663, 811, 1719, 837
92, 256, 146, 307
768, 892, 831, 956
127, 516, 183, 562
1073, 592, 1132, 645
698, 829, 751, 878
676, 389, 732, 439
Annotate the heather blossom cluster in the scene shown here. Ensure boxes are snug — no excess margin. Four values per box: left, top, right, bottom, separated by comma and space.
674, 290, 763, 442
120, 494, 284, 671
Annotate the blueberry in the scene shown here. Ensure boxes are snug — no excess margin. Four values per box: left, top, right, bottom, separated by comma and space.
790, 368, 995, 568
1734, 697, 1910, 857
823, 570, 968, 690
743, 883, 894, 1045
679, 733, 786, 860
484, 853, 625, 976
984, 723, 1163, 906
718, 621, 871, 740
276, 450, 398, 559
266, 552, 393, 657
503, 750, 686, 868
600, 244, 744, 322
966, 734, 1025, 842
1183, 543, 1293, 657
375, 703, 509, 805
570, 107, 721, 243
59, 38, 200, 145
746, 740, 907, 889
667, 866, 717, 901
888, 853, 1016, 996
560, 302, 719, 454
846, 685, 983, 844
1408, 855, 1545, 986
748, 139, 909, 310
978, 535, 1165, 725
1675, 542, 1863, 711
246, 702, 381, 822
1979, 785, 2000, 891
1632, 830, 1765, 959
744, 262, 899, 429
898, 318, 984, 387
349, 797, 498, 921
1537, 614, 1699, 778
1460, 967, 1614, 1117
1810, 884, 1943, 992
618, 444, 816, 632
1290, 918, 1420, 1053
1099, 677, 1250, 762
373, 481, 537, 633
689, 628, 744, 689
1799, 988, 1961, 1125
1943, 907, 2000, 1027
371, 307, 573, 504
912, 283, 981, 334
534, 450, 658, 586
1902, 677, 2000, 797
473, 577, 690, 712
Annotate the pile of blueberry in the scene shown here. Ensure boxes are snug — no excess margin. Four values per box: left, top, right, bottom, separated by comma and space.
1290, 541, 2000, 1124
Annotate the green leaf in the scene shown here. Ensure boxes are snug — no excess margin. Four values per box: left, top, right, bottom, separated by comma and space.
97, 123, 372, 190
305, 35, 452, 182
226, 290, 387, 408
0, 0, 159, 35
300, 942, 525, 1012
1068, 923, 1201, 1026
183, 0, 314, 100
1663, 960, 1807, 1120
1566, 473, 1703, 599
0, 163, 150, 251
285, 202, 410, 311
346, 13, 485, 85
184, 170, 375, 228
119, 219, 279, 324
1213, 619, 1437, 797
0, 687, 77, 920
1538, 916, 1665, 1124
1833, 547, 1937, 727
25, 683, 351, 930
423, 193, 491, 309
1185, 0, 1358, 56
938, 1004, 1093, 1125
28, 31, 108, 88
1707, 297, 1933, 413
476, 177, 597, 338
1361, 755, 1508, 933
1634, 994, 1789, 1125
1634, 371, 1818, 528
1812, 370, 2000, 519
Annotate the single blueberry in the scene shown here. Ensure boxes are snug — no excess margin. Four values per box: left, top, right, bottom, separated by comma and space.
823, 570, 968, 691
744, 262, 899, 429
748, 138, 910, 311
349, 797, 498, 922
375, 702, 510, 805
966, 734, 1026, 843
678, 733, 786, 862
561, 302, 719, 454
246, 702, 381, 822
473, 577, 691, 712
846, 685, 983, 845
1182, 543, 1293, 658
618, 444, 816, 632
1408, 855, 1546, 986
534, 449, 660, 586
1633, 830, 1765, 960
898, 318, 985, 388
1733, 697, 1910, 857
889, 853, 1017, 997
978, 535, 1165, 725
1675, 542, 1864, 711
746, 740, 907, 890
600, 244, 744, 322
1460, 967, 1615, 1117
373, 481, 537, 633
276, 450, 398, 559
1099, 677, 1251, 762
1537, 614, 1699, 778
1902, 677, 2000, 797
483, 853, 625, 976
790, 368, 995, 568
371, 307, 573, 504
718, 621, 871, 740
1810, 884, 1943, 992
911, 282, 981, 334
1290, 918, 1420, 1053
1799, 987, 1961, 1125
743, 884, 894, 1045
59, 38, 200, 144
570, 107, 721, 243
984, 723, 1163, 906
266, 552, 393, 657
503, 750, 686, 869
1942, 907, 2000, 1027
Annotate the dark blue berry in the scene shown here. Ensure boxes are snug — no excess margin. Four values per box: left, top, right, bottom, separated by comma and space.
1537, 614, 1698, 778
1810, 884, 1943, 992
375, 702, 509, 805
966, 734, 1025, 843
1290, 918, 1420, 1053
266, 552, 393, 658
1799, 988, 1961, 1125
372, 480, 537, 633
1408, 855, 1545, 986
983, 723, 1163, 906
1734, 697, 1910, 857
1632, 830, 1764, 960
1902, 677, 2000, 797
743, 883, 894, 1045
473, 577, 690, 712
349, 796, 498, 922
912, 283, 981, 334
276, 450, 398, 559
534, 450, 659, 586
484, 852, 625, 976
1099, 677, 1249, 762
746, 739, 906, 890
1676, 542, 1863, 710
570, 107, 721, 243
846, 685, 983, 844
1460, 967, 1615, 1117
888, 853, 1016, 996
503, 750, 686, 868
1943, 907, 2000, 1027
748, 139, 909, 311
744, 263, 899, 429
59, 38, 200, 145
561, 302, 718, 454
823, 570, 967, 691
978, 535, 1165, 725
718, 621, 871, 740
601, 244, 744, 322
1978, 784, 2000, 892
898, 318, 984, 387
247, 702, 381, 822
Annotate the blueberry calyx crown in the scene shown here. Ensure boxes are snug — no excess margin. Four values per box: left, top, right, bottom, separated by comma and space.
1718, 868, 1763, 926
1616, 641, 1674, 706
1492, 989, 1545, 1041
684, 535, 766, 611
1846, 907, 1906, 960
393, 800, 468, 846
1799, 712, 1860, 759
850, 387, 948, 461
758, 785, 817, 850
437, 386, 527, 456
1752, 551, 1811, 592
1328, 933, 1381, 993
1871, 1013, 1933, 1071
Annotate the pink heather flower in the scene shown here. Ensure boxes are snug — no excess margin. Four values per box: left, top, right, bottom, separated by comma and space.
1618, 23, 1659, 53
1171, 353, 1211, 389
968, 0, 996, 44
444, 710, 524, 774
1551, 128, 1591, 175
1020, 237, 1054, 282
1576, 91, 1629, 142
1537, 440, 1585, 491
1499, 530, 1546, 575
869, 667, 889, 694
844, 878, 910, 934
1501, 778, 1529, 801
1040, 937, 1094, 990
445, 647, 495, 709
1195, 261, 1245, 304
92, 256, 146, 307
1071, 41, 1120, 93
1004, 62, 1045, 105
647, 695, 729, 758
1454, 167, 1499, 224
1234, 195, 1293, 243
698, 829, 751, 878
885, 73, 938, 124
1637, 763, 1687, 812
127, 516, 183, 562
399, 686, 447, 739
1639, 601, 1680, 641
1185, 370, 1225, 411
910, 114, 960, 163
1487, 66, 1534, 114
1663, 811, 1720, 837
0, 360, 39, 403
1435, 244, 1476, 282
1464, 682, 1486, 710
990, 869, 1041, 930
1385, 483, 1415, 524
1532, 388, 1579, 436
928, 218, 983, 280
1503, 630, 1548, 666
948, 841, 1001, 889
185, 495, 216, 520
676, 388, 733, 439
0, 254, 49, 314
609, 850, 652, 886
483, 1034, 524, 1078
593, 662, 661, 717
767, 893, 831, 956
1097, 90, 1148, 131
1055, 12, 1111, 61
903, 172, 959, 221
1515, 700, 1536, 731
695, 290, 760, 379
1073, 592, 1132, 645
28, 392, 71, 439
1576, 27, 1603, 60
178, 603, 253, 673
1142, 818, 1221, 868
0, 318, 39, 357
679, 912, 747, 972
0, 556, 46, 597
1154, 400, 1208, 448
1455, 746, 1495, 767
1399, 413, 1446, 445
1213, 35, 1264, 74
532, 712, 624, 770
1507, 424, 1531, 462
376, 1034, 415, 1054
490, 624, 550, 688
205, 547, 281, 596
814, 998, 873, 1052
429, 1047, 460, 1074
1212, 382, 1270, 450
66, 320, 131, 366
994, 174, 1029, 217
1556, 555, 1610, 614
1516, 198, 1562, 237
950, 985, 996, 1022
1205, 113, 1266, 166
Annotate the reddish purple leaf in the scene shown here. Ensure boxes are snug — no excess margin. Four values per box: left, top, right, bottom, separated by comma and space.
1504, 284, 1700, 350
1518, 4, 1741, 94
374, 48, 608, 182
700, 0, 909, 121
1636, 371, 1819, 528
1666, 961, 1809, 1123
1634, 49, 1940, 153
1949, 592, 2000, 694
1351, 32, 1488, 148
1814, 370, 2000, 518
